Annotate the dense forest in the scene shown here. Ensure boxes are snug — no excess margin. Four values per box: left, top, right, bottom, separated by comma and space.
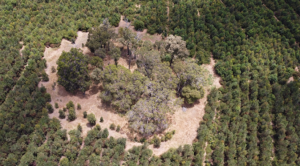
1, 0, 300, 165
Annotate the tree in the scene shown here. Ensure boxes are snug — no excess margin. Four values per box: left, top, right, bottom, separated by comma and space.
136, 48, 161, 78
59, 110, 65, 119
87, 113, 96, 126
110, 123, 116, 130
109, 45, 121, 66
83, 111, 87, 118
86, 18, 116, 53
46, 103, 54, 113
173, 59, 209, 103
60, 157, 69, 166
134, 20, 145, 30
68, 108, 76, 121
102, 128, 109, 138
66, 101, 74, 109
153, 136, 161, 148
100, 65, 146, 112
57, 48, 91, 93
100, 117, 104, 122
164, 35, 189, 66
89, 56, 103, 68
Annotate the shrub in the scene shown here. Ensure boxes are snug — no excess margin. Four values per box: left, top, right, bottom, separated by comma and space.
42, 71, 49, 81
55, 102, 59, 108
153, 136, 161, 148
45, 93, 51, 102
66, 101, 74, 109
102, 128, 109, 138
83, 111, 87, 118
77, 124, 82, 132
87, 113, 96, 126
100, 117, 104, 122
46, 103, 54, 113
77, 103, 81, 110
110, 123, 116, 130
68, 108, 76, 121
60, 157, 69, 166
134, 20, 144, 31
116, 125, 121, 132
63, 107, 67, 112
51, 66, 56, 73
59, 110, 65, 119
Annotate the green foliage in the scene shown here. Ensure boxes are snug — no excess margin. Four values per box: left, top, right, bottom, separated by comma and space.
89, 56, 103, 68
110, 123, 116, 130
41, 71, 49, 82
83, 111, 87, 118
77, 124, 82, 132
68, 108, 76, 121
60, 157, 69, 166
116, 125, 121, 132
102, 128, 109, 138
57, 48, 91, 93
153, 136, 161, 148
66, 101, 74, 109
100, 117, 104, 122
51, 66, 56, 73
55, 102, 59, 108
87, 113, 96, 126
59, 110, 65, 119
134, 20, 144, 30
46, 103, 54, 113
77, 103, 81, 110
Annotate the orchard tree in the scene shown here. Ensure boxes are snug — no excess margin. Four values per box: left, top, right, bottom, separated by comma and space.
57, 48, 91, 93
165, 35, 189, 66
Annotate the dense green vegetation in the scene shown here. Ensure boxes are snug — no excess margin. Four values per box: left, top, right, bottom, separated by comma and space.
1, 0, 300, 165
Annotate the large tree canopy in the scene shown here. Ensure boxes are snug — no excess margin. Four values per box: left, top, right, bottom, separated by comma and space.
165, 35, 189, 66
57, 48, 91, 93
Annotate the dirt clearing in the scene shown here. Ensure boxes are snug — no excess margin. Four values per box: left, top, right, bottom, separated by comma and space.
41, 26, 221, 155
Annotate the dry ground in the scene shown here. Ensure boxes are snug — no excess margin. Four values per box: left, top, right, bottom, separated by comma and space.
41, 21, 222, 155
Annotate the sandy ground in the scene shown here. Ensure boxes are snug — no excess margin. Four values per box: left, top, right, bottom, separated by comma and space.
287, 67, 299, 84
41, 25, 222, 155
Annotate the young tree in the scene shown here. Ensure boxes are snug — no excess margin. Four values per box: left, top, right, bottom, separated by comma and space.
100, 117, 104, 122
87, 113, 96, 126
59, 110, 65, 119
164, 35, 189, 66
68, 108, 76, 121
57, 48, 91, 93
83, 111, 87, 118
89, 56, 103, 68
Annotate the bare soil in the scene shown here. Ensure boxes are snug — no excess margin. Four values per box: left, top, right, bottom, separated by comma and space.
41, 25, 222, 155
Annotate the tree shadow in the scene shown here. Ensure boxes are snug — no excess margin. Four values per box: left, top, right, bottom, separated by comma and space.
182, 100, 200, 109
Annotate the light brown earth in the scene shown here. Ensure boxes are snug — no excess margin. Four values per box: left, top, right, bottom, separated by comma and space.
41, 20, 222, 155
287, 67, 299, 84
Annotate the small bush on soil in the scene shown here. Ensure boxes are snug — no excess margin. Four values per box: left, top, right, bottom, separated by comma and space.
46, 103, 54, 113
55, 102, 59, 108
83, 111, 87, 118
116, 125, 121, 132
100, 117, 104, 122
153, 136, 161, 148
45, 93, 51, 102
59, 110, 65, 119
68, 108, 76, 121
51, 66, 56, 73
66, 101, 74, 109
87, 113, 96, 126
77, 124, 82, 132
63, 107, 67, 112
102, 128, 109, 138
110, 123, 116, 130
77, 103, 81, 110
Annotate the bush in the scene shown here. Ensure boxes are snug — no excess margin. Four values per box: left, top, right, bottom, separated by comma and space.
134, 20, 144, 31
55, 102, 59, 108
110, 123, 116, 130
46, 103, 54, 113
45, 93, 51, 102
59, 110, 65, 119
51, 66, 56, 73
102, 128, 109, 138
100, 117, 104, 122
77, 124, 82, 132
116, 125, 121, 132
66, 101, 74, 109
60, 157, 69, 166
77, 103, 81, 110
42, 71, 49, 81
153, 136, 161, 148
87, 113, 96, 126
83, 111, 87, 118
63, 107, 67, 112
68, 108, 76, 121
